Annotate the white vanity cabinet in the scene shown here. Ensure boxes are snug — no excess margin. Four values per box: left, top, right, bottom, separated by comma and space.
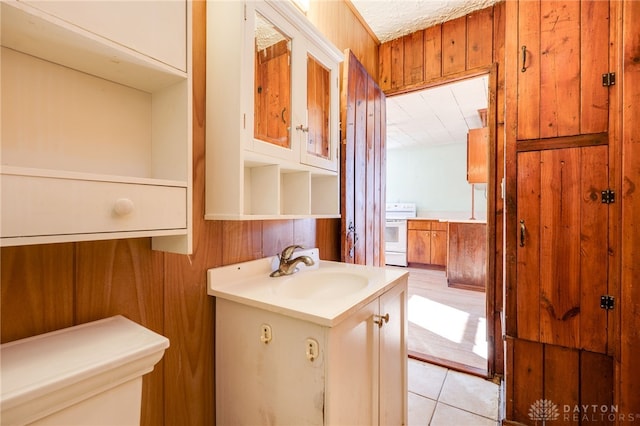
205, 0, 342, 220
215, 278, 408, 425
0, 0, 192, 253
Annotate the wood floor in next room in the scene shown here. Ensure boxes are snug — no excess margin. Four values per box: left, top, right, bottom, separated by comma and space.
402, 267, 487, 373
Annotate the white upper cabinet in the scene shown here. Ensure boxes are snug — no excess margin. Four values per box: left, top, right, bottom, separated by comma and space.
0, 0, 193, 253
205, 0, 342, 220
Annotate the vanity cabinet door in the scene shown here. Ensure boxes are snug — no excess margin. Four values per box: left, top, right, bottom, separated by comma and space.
379, 280, 408, 426
326, 298, 378, 425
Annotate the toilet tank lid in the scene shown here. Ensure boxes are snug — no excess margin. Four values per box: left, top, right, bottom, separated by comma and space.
0, 315, 169, 408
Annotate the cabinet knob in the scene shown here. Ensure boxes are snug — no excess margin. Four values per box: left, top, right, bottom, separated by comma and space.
113, 198, 134, 216
374, 313, 389, 328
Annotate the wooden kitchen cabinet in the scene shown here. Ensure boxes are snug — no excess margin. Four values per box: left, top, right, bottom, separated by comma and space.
447, 222, 486, 292
215, 278, 408, 425
515, 0, 610, 141
0, 0, 192, 253
467, 127, 488, 183
206, 0, 342, 219
407, 220, 447, 267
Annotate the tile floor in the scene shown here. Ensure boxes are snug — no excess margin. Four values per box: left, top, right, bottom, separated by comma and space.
408, 359, 500, 425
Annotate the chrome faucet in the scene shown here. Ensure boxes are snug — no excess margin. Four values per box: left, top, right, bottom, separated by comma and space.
270, 245, 315, 277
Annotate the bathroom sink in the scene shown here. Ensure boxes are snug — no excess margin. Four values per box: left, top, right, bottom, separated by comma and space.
275, 270, 369, 300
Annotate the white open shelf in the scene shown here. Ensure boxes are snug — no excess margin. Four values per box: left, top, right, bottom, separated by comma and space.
1, 0, 192, 252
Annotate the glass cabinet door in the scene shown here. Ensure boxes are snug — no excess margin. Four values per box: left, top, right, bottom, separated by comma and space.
306, 54, 330, 160
253, 12, 291, 149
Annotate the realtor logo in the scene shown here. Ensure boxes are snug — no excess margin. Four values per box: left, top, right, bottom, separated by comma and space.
529, 399, 560, 423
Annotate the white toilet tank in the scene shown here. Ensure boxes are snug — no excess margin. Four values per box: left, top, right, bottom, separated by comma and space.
0, 315, 169, 425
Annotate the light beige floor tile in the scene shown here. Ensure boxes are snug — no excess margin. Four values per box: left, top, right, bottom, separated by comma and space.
408, 358, 448, 400
437, 370, 499, 420
408, 392, 437, 426
430, 402, 497, 426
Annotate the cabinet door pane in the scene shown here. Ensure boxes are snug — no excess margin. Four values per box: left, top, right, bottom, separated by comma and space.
254, 12, 291, 148
306, 54, 330, 159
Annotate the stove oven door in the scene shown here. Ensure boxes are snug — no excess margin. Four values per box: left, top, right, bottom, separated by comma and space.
385, 219, 408, 266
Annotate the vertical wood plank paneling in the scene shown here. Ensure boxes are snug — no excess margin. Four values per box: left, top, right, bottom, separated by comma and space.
424, 24, 442, 80
539, 148, 581, 348
466, 7, 493, 70
580, 351, 614, 426
221, 221, 263, 264
373, 85, 385, 265
516, 151, 541, 341
510, 339, 543, 423
262, 220, 295, 256
390, 37, 404, 89
517, 0, 541, 140
365, 69, 376, 265
544, 345, 579, 425
403, 31, 424, 86
580, 0, 610, 135
579, 145, 609, 353
316, 218, 340, 261
378, 42, 391, 91
620, 0, 640, 415
353, 62, 368, 263
293, 218, 317, 250
539, 1, 581, 138
75, 239, 165, 426
307, 0, 379, 79
162, 3, 216, 422
0, 244, 75, 343
341, 50, 357, 262
491, 1, 505, 376
441, 16, 466, 76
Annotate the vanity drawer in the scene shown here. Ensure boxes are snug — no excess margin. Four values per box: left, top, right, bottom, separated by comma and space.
1, 173, 186, 240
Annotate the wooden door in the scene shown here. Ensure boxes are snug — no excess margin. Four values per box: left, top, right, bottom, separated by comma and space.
341, 50, 386, 265
516, 0, 609, 140
516, 144, 609, 353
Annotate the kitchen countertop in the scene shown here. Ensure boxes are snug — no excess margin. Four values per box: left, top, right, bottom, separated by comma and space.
207, 251, 408, 327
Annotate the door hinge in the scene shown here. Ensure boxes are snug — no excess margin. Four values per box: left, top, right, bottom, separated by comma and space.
602, 72, 616, 87
601, 189, 615, 204
600, 295, 615, 310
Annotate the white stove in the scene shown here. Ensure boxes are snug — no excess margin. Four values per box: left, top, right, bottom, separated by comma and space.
385, 203, 416, 266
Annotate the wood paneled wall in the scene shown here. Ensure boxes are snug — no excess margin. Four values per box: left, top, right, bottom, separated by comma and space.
378, 5, 497, 94
307, 0, 379, 79
377, 3, 506, 377
0, 2, 341, 425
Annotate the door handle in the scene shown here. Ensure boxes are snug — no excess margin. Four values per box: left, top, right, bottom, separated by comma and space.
347, 221, 358, 258
521, 45, 527, 72
520, 220, 526, 247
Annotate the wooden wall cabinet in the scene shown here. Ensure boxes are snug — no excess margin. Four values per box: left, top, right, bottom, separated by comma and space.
446, 222, 486, 292
206, 0, 343, 220
0, 0, 193, 253
407, 220, 447, 267
467, 127, 488, 184
516, 0, 609, 140
215, 280, 408, 425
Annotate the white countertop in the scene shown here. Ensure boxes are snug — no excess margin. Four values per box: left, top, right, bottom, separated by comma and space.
207, 254, 408, 327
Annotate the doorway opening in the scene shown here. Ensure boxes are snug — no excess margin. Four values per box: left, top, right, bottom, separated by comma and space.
385, 72, 494, 377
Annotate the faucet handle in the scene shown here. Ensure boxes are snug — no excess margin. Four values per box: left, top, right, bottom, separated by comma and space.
280, 244, 303, 261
